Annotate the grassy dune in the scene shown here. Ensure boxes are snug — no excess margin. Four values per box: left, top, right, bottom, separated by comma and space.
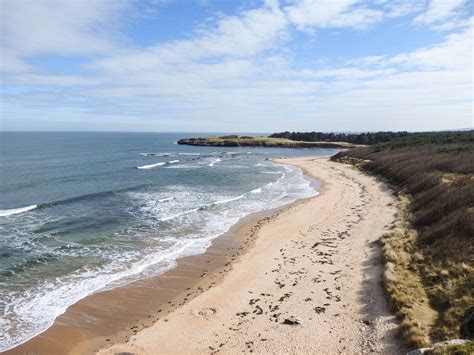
332, 131, 474, 347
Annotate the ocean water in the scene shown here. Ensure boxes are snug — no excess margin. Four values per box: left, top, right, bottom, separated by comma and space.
0, 132, 336, 351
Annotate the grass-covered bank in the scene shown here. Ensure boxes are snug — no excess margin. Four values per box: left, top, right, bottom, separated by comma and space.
177, 135, 360, 148
380, 197, 436, 347
332, 131, 474, 347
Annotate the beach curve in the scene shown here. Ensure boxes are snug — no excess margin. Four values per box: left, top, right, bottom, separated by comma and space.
98, 157, 405, 354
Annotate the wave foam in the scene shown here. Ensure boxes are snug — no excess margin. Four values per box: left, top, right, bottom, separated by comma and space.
208, 158, 221, 167
213, 194, 245, 205
136, 162, 165, 169
0, 237, 208, 352
137, 160, 179, 169
0, 159, 319, 351
141, 152, 200, 157
166, 165, 201, 169
160, 207, 200, 221
157, 197, 174, 203
0, 205, 37, 217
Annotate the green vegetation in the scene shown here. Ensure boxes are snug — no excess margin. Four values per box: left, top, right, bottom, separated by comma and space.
332, 130, 474, 346
177, 135, 359, 148
269, 130, 412, 145
372, 131, 474, 148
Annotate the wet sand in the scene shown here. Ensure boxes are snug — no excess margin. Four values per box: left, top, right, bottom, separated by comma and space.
7, 179, 305, 354
98, 157, 404, 354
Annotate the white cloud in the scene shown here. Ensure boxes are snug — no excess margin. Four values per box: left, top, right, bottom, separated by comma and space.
346, 55, 386, 66
1, 49, 34, 72
292, 67, 396, 79
87, 0, 389, 80
82, 17, 474, 131
285, 0, 383, 29
1, 0, 473, 132
389, 25, 473, 70
414, 0, 466, 25
87, 0, 287, 76
9, 74, 105, 86
1, 0, 129, 72
384, 1, 425, 19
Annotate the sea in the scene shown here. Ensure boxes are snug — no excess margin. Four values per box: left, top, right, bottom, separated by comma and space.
0, 132, 337, 351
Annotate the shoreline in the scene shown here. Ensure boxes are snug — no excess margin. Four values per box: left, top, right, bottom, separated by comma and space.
7, 157, 405, 354
98, 157, 405, 354
6, 165, 317, 354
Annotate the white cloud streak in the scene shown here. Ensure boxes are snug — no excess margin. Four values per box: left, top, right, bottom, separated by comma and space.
285, 0, 383, 29
414, 0, 466, 25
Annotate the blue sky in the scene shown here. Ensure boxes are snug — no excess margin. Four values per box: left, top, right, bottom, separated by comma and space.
1, 0, 473, 132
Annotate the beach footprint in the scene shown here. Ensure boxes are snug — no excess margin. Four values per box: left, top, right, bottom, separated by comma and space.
192, 307, 219, 319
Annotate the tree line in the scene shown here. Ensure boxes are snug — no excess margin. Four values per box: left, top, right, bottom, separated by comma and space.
269, 131, 412, 145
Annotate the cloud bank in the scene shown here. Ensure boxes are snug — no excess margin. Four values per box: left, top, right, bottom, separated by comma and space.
1, 0, 473, 132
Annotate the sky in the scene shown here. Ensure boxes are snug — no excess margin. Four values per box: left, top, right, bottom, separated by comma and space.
1, 0, 473, 132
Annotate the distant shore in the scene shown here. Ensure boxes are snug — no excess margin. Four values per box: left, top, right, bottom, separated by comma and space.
98, 157, 404, 354
178, 135, 360, 149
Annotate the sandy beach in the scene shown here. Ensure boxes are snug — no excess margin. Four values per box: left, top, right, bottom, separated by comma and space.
4, 1, 471, 352
98, 157, 404, 354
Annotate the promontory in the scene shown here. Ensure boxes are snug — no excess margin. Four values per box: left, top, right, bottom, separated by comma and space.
177, 135, 359, 148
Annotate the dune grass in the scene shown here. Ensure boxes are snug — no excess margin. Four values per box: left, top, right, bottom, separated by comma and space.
332, 132, 474, 346
381, 197, 436, 347
425, 340, 474, 354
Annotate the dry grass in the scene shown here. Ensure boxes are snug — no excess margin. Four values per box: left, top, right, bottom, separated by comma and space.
381, 197, 436, 347
333, 135, 473, 344
425, 340, 474, 354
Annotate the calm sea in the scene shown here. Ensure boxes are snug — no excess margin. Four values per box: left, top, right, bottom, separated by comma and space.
0, 132, 336, 350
